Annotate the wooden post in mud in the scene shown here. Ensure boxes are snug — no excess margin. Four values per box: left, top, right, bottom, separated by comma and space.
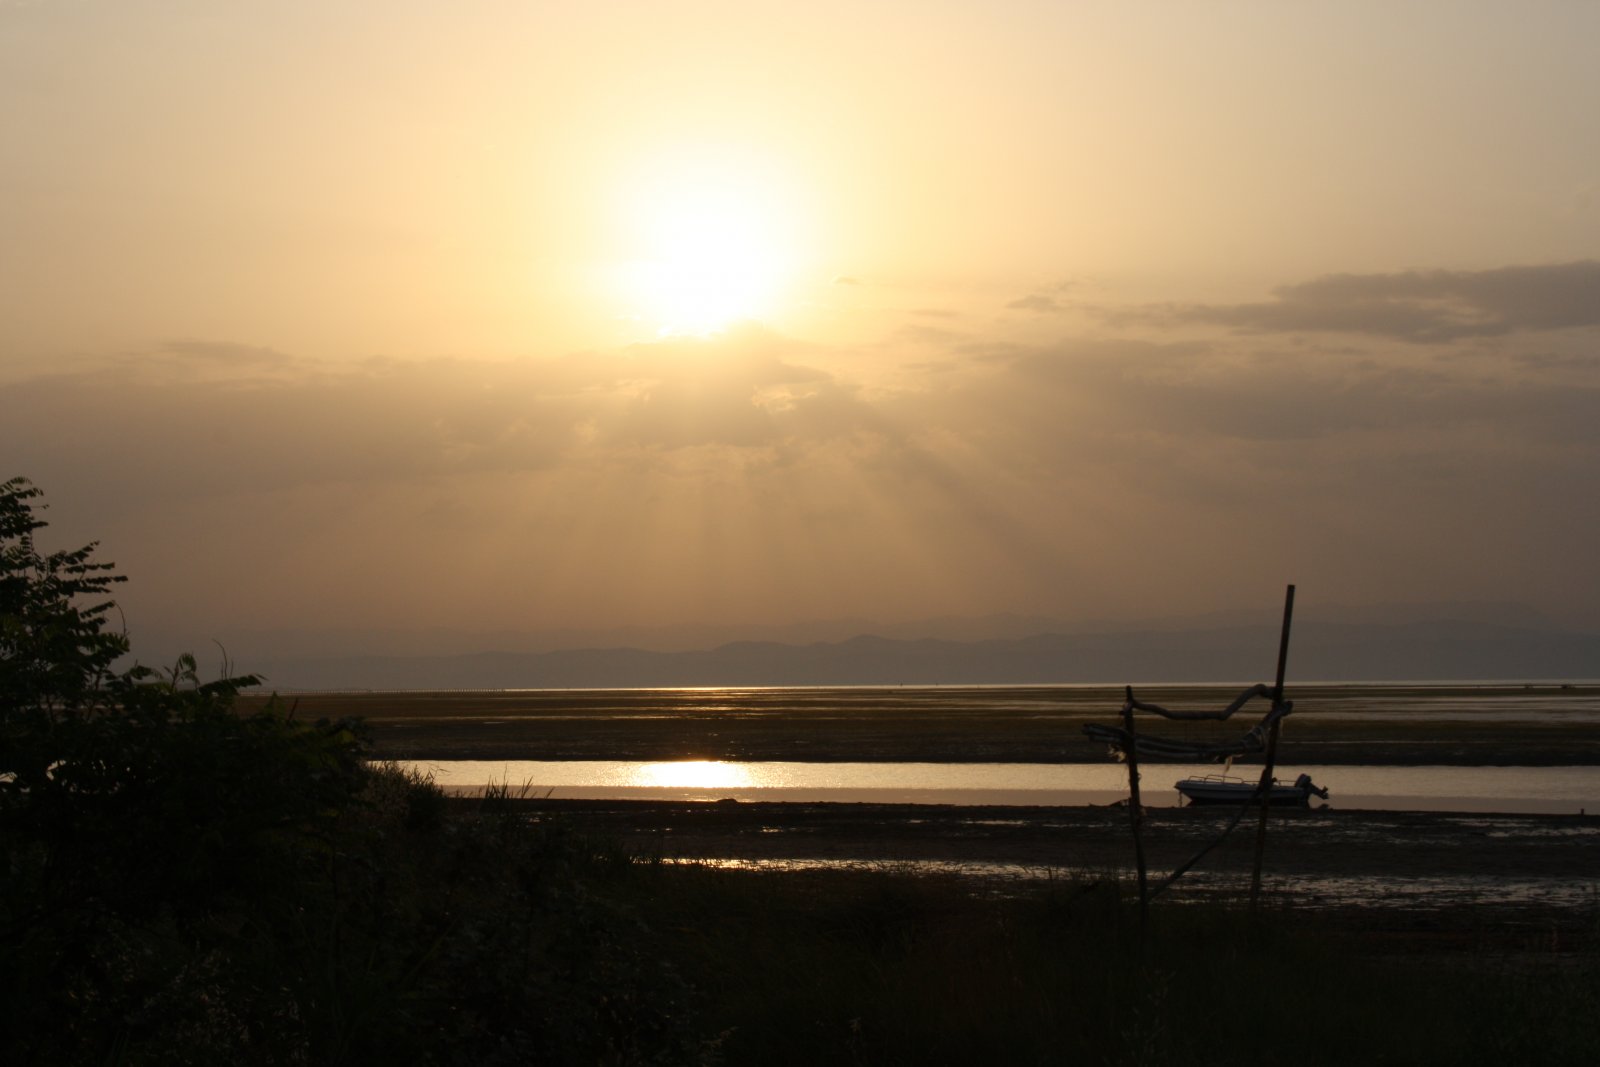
1123, 686, 1149, 937
1249, 584, 1296, 914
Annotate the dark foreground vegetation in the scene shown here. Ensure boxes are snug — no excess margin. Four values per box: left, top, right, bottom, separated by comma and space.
5, 477, 1598, 1064
10, 769, 1600, 1066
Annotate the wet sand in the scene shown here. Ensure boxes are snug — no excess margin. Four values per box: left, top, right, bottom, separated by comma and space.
258, 683, 1600, 766
452, 797, 1600, 954
500, 799, 1595, 881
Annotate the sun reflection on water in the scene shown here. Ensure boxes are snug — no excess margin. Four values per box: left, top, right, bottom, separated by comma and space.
631, 760, 754, 790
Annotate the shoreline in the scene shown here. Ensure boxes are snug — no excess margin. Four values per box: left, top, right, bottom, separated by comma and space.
320, 681, 1600, 928
462, 796, 1600, 916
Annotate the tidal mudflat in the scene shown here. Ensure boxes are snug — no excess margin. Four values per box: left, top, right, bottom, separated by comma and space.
256, 684, 1600, 1059
257, 682, 1600, 765
260, 683, 1600, 925
461, 797, 1600, 913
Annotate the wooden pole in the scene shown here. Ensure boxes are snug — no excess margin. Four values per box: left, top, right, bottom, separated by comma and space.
1249, 584, 1296, 913
1122, 686, 1149, 939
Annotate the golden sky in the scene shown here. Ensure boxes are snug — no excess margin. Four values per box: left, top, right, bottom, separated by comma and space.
4, 2, 1599, 652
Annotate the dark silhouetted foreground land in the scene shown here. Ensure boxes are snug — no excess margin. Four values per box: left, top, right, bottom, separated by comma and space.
478, 798, 1600, 897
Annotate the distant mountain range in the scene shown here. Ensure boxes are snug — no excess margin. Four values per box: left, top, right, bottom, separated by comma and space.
241, 618, 1600, 691
144, 599, 1577, 659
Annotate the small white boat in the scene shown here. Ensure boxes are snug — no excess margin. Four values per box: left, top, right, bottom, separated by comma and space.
1175, 772, 1329, 807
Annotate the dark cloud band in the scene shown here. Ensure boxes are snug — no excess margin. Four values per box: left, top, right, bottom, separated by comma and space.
1123, 261, 1600, 342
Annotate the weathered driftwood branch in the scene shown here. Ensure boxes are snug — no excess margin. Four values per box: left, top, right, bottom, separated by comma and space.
1121, 698, 1149, 943
1148, 793, 1259, 901
1081, 695, 1292, 763
1086, 584, 1299, 925
1251, 584, 1297, 913
1123, 682, 1272, 721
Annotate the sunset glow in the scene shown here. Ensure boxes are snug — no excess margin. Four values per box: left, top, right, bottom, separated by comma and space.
1, 2, 1597, 662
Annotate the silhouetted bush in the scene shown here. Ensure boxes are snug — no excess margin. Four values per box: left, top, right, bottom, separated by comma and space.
0, 479, 698, 1064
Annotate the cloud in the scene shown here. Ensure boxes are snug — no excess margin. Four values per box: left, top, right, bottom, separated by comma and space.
1007, 280, 1082, 314
1126, 261, 1600, 342
0, 328, 883, 513
989, 337, 1600, 446
1006, 293, 1062, 313
893, 323, 965, 346
15, 324, 1590, 527
160, 340, 293, 366
1509, 351, 1600, 371
9, 309, 1600, 638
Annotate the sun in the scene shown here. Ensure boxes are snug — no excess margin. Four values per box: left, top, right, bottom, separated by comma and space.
616, 149, 804, 335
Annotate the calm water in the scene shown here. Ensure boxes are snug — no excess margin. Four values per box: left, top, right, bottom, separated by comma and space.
399, 759, 1600, 814
380, 683, 1600, 813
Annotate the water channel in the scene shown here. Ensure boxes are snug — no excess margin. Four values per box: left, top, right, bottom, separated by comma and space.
398, 759, 1600, 814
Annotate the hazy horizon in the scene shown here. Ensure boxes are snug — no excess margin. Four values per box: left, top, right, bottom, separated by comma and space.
6, 3, 1599, 656
126, 598, 1587, 666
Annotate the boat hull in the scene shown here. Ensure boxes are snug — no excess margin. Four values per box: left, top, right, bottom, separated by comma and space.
1174, 774, 1328, 807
